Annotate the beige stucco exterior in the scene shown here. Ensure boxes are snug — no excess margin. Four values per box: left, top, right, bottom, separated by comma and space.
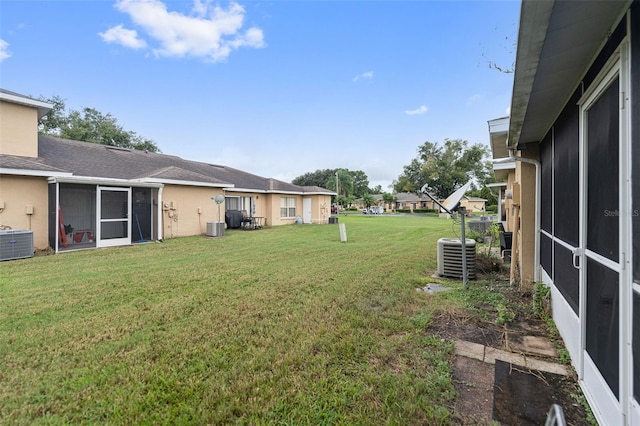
0, 175, 49, 249
0, 102, 39, 158
460, 198, 486, 212
307, 194, 332, 223
0, 91, 335, 254
161, 185, 226, 238
514, 148, 537, 286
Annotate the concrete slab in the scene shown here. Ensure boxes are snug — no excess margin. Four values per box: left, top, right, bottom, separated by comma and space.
507, 334, 558, 358
525, 357, 569, 376
485, 346, 526, 366
454, 339, 484, 361
419, 283, 452, 294
453, 356, 494, 423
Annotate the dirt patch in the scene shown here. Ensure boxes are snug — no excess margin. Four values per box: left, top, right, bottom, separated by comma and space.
427, 266, 593, 425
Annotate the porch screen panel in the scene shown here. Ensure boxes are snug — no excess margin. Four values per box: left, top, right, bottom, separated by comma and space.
586, 78, 619, 262
554, 242, 579, 314
540, 132, 552, 233
553, 90, 580, 247
586, 258, 620, 398
540, 233, 552, 277
132, 188, 152, 242
632, 0, 640, 283
100, 190, 128, 240
631, 1, 640, 402
634, 292, 640, 401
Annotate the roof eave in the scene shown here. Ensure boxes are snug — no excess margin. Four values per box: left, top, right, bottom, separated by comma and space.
0, 91, 53, 119
508, 0, 629, 148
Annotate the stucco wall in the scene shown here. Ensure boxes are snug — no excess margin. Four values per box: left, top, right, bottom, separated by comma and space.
161, 186, 226, 238
461, 199, 485, 212
309, 195, 332, 223
0, 175, 49, 249
0, 102, 39, 158
265, 194, 303, 226
515, 147, 538, 285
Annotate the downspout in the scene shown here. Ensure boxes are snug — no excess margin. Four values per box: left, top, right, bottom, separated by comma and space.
493, 149, 541, 283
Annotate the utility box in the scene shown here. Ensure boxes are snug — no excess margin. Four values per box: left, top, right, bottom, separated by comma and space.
0, 229, 34, 261
206, 221, 224, 237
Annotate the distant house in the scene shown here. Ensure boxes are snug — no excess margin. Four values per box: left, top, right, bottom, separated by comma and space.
0, 89, 334, 252
491, 2, 639, 424
394, 192, 436, 211
460, 196, 486, 213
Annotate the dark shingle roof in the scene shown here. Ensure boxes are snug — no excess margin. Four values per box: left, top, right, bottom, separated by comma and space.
28, 135, 332, 194
0, 154, 67, 173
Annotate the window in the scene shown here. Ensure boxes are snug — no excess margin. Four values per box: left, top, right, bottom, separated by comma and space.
225, 196, 239, 211
280, 197, 296, 218
226, 196, 252, 212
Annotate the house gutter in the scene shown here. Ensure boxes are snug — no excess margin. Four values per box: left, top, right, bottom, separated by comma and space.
493, 149, 541, 283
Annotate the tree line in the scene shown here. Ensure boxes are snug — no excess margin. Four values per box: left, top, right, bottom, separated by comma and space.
37, 95, 160, 153
36, 94, 496, 206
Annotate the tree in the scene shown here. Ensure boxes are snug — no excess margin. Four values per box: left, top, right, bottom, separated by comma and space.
361, 193, 376, 209
394, 139, 490, 199
328, 169, 354, 198
38, 96, 161, 153
350, 170, 370, 198
382, 192, 397, 211
369, 184, 383, 194
292, 169, 336, 188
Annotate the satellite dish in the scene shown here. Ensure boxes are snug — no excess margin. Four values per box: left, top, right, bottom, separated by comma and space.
214, 194, 225, 204
441, 181, 472, 213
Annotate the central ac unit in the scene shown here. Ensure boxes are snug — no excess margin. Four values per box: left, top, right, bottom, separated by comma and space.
206, 221, 224, 237
0, 229, 34, 261
437, 238, 476, 279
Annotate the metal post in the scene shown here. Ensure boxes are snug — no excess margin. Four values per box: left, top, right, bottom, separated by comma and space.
460, 206, 468, 289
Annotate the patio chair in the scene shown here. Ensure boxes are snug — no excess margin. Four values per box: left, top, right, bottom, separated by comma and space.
240, 210, 254, 229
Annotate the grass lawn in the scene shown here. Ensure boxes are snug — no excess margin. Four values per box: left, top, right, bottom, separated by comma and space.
2, 215, 476, 424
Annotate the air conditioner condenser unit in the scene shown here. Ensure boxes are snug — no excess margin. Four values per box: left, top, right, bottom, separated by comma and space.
437, 238, 476, 279
0, 229, 34, 261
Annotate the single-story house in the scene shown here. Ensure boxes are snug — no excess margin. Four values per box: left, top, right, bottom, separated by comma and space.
459, 196, 487, 213
0, 89, 335, 253
493, 1, 639, 424
394, 192, 437, 211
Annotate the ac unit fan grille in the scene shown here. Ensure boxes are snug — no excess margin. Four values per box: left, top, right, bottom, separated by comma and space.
437, 238, 476, 279
0, 230, 34, 261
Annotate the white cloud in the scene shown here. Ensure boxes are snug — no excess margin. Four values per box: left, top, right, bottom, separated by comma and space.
404, 105, 428, 115
353, 71, 373, 82
104, 0, 265, 62
99, 24, 147, 49
0, 39, 12, 62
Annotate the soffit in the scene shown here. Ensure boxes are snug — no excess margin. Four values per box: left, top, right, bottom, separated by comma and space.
509, 0, 629, 147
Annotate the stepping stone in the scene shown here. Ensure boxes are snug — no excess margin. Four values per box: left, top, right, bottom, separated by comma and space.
508, 334, 558, 358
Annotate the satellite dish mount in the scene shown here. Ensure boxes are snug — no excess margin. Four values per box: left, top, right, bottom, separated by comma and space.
421, 183, 471, 289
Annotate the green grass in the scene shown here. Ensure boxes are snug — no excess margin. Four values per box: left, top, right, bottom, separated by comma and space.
1, 216, 465, 424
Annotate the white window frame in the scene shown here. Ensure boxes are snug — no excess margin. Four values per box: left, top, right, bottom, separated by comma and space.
280, 197, 296, 218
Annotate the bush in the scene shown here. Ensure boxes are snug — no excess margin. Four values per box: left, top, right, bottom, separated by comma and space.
486, 205, 498, 213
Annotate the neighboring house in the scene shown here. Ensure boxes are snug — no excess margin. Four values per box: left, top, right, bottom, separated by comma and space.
488, 116, 515, 226
494, 2, 639, 424
394, 192, 436, 211
0, 89, 334, 253
460, 196, 486, 213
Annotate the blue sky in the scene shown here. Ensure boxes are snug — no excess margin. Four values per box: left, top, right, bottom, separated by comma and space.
1, 0, 518, 190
